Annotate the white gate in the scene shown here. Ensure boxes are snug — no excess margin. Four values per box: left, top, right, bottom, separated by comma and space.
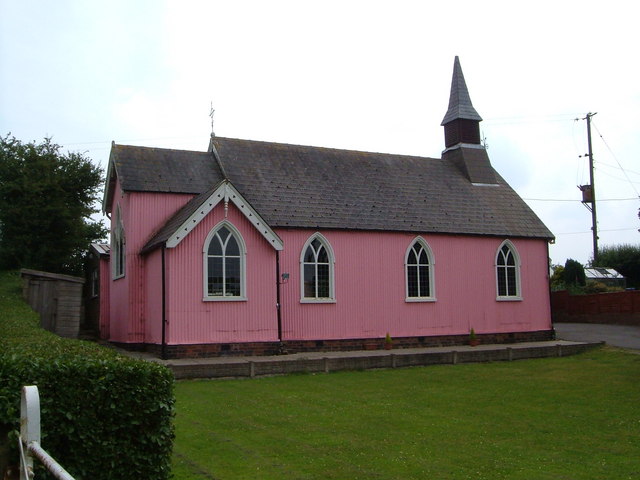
19, 386, 76, 480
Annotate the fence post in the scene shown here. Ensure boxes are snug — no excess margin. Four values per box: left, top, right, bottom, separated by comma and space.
20, 386, 40, 479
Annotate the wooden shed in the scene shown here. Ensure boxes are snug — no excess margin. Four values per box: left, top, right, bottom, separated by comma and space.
20, 269, 85, 339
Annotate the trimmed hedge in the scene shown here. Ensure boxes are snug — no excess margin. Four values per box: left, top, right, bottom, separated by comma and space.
0, 271, 174, 480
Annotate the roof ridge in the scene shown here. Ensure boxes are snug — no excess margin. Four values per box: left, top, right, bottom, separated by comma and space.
113, 143, 209, 154
212, 136, 440, 161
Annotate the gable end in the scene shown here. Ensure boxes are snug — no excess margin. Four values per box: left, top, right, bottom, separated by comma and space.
165, 181, 283, 251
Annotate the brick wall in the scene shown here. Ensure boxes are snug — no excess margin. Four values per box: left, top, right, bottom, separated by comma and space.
551, 290, 640, 326
117, 329, 554, 359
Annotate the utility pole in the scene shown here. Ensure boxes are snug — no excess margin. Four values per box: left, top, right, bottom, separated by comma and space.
578, 112, 598, 263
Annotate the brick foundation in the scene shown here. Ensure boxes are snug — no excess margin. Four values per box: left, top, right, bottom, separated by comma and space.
113, 329, 554, 359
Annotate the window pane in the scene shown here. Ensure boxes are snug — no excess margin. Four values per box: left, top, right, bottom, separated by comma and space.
418, 247, 428, 265
506, 250, 515, 266
317, 264, 330, 297
419, 265, 430, 296
117, 236, 125, 276
208, 235, 222, 256
218, 226, 230, 242
506, 266, 516, 296
497, 250, 505, 266
407, 249, 417, 265
497, 267, 507, 296
303, 264, 316, 297
407, 265, 418, 297
208, 257, 223, 296
226, 234, 240, 256
303, 245, 315, 263
317, 244, 328, 263
225, 258, 241, 296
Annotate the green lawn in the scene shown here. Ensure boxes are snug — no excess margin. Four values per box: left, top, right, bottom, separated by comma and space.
172, 348, 640, 480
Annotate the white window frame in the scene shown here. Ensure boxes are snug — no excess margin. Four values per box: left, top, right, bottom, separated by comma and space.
112, 206, 125, 280
300, 233, 336, 303
405, 236, 436, 302
495, 239, 522, 301
203, 220, 247, 302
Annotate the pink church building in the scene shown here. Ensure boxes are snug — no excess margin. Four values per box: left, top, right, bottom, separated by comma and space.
99, 57, 554, 358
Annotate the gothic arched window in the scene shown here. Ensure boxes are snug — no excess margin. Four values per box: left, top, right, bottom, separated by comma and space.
204, 222, 246, 300
405, 237, 435, 301
300, 233, 335, 302
496, 240, 521, 300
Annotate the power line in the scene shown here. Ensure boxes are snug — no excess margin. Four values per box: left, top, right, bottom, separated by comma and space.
592, 120, 640, 197
483, 113, 580, 126
555, 227, 638, 236
595, 167, 640, 184
597, 161, 640, 177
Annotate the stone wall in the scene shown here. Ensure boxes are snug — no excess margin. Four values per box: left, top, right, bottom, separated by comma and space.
167, 342, 600, 380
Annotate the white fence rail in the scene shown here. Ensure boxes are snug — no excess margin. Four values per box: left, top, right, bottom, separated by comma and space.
19, 386, 76, 480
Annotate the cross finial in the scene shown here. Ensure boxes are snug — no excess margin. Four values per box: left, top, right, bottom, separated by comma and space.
209, 101, 215, 137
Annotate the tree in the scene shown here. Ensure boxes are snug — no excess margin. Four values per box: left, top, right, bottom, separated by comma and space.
549, 264, 565, 291
563, 259, 586, 288
592, 243, 640, 289
0, 134, 107, 275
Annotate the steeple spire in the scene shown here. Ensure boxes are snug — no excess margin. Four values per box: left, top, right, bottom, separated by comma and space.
441, 56, 482, 148
441, 56, 482, 125
441, 57, 496, 184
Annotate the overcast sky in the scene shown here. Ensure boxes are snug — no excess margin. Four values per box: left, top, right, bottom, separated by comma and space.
1, 0, 638, 267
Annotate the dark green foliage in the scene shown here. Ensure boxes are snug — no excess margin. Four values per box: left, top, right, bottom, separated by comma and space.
583, 281, 609, 294
0, 135, 107, 275
0, 271, 174, 480
549, 264, 565, 291
593, 243, 640, 288
563, 258, 586, 287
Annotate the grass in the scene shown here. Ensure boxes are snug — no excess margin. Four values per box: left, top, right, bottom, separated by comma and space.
172, 348, 640, 480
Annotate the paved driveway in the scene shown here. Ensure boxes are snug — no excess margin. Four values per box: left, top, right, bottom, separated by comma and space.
554, 323, 640, 351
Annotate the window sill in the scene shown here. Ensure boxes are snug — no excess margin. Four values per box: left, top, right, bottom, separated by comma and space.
113, 274, 125, 281
300, 298, 336, 304
203, 296, 247, 302
496, 296, 523, 302
405, 297, 437, 303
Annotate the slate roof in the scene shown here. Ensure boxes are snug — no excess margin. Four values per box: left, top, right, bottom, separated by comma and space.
105, 136, 554, 252
213, 137, 552, 238
140, 187, 220, 253
441, 56, 483, 125
104, 144, 224, 203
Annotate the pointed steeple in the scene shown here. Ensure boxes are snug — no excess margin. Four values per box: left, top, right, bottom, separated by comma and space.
441, 57, 483, 149
441, 57, 496, 184
441, 56, 482, 125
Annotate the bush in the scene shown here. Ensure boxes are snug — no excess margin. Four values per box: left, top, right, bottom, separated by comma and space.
0, 271, 174, 480
550, 265, 565, 291
583, 281, 608, 294
593, 243, 640, 289
563, 259, 586, 287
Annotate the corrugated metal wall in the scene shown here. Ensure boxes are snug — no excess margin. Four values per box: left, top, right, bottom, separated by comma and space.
108, 181, 194, 343
165, 202, 278, 344
108, 176, 551, 346
277, 229, 551, 341
144, 248, 163, 344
